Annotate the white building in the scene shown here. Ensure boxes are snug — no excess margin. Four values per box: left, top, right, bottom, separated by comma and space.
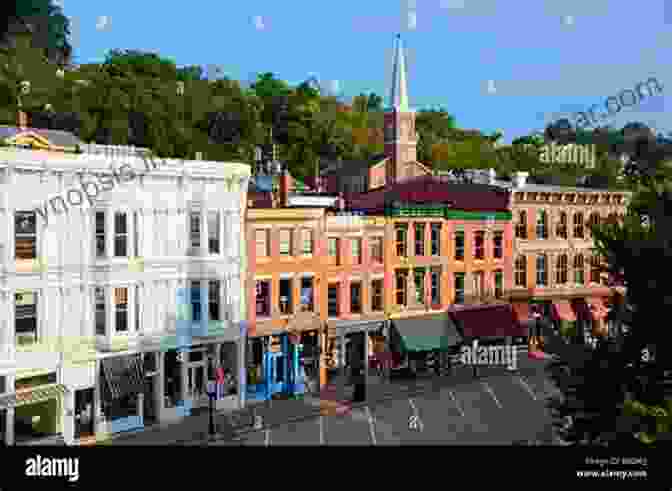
0, 147, 250, 445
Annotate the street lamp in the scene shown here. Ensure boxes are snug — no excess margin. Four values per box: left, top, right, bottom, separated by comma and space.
205, 354, 217, 440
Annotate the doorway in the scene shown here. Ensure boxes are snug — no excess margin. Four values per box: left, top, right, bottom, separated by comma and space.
143, 378, 157, 425
74, 388, 94, 439
187, 363, 207, 406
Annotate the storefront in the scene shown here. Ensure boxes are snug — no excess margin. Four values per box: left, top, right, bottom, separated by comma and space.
328, 319, 386, 402
98, 354, 145, 435
247, 312, 322, 401
390, 313, 462, 379
0, 372, 68, 445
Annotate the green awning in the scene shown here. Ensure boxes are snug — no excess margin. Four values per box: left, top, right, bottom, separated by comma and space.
391, 313, 462, 353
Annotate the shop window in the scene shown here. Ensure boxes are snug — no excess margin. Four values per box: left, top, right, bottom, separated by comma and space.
370, 237, 383, 263
328, 284, 340, 317
515, 211, 527, 239
255, 229, 269, 257
302, 229, 314, 255
209, 281, 220, 321
163, 350, 183, 409
114, 287, 128, 332
371, 280, 383, 312
279, 279, 293, 315
588, 212, 600, 236
430, 223, 441, 256
279, 229, 292, 256
15, 211, 37, 260
300, 277, 314, 312
114, 212, 128, 257
351, 238, 362, 265
573, 212, 584, 239
415, 224, 425, 256
395, 270, 407, 306
208, 211, 220, 254
94, 287, 106, 336
190, 281, 202, 322
256, 280, 271, 317
15, 291, 38, 346
454, 231, 464, 261
493, 231, 503, 259
395, 227, 407, 257
350, 282, 362, 314
454, 273, 465, 304
474, 231, 485, 260
328, 238, 340, 265
536, 210, 548, 239
430, 270, 441, 305
143, 353, 157, 374
536, 254, 547, 286
95, 211, 106, 258
189, 212, 200, 249
515, 255, 526, 287
494, 270, 503, 298
574, 254, 585, 284
556, 254, 568, 284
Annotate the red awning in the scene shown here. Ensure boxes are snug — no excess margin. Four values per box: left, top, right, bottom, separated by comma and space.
571, 298, 590, 320
586, 297, 608, 320
552, 300, 576, 322
511, 302, 530, 322
450, 304, 526, 338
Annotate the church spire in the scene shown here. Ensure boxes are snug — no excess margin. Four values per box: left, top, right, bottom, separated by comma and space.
390, 34, 409, 111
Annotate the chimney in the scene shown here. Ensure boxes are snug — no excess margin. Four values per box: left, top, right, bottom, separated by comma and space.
278, 170, 291, 208
488, 168, 496, 185
17, 109, 28, 129
513, 171, 528, 189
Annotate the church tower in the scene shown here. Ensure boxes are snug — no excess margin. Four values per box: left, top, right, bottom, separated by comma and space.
384, 34, 417, 184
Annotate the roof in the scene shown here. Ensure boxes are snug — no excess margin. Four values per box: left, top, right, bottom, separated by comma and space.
493, 179, 631, 195
0, 126, 82, 148
320, 156, 387, 174
449, 304, 526, 338
348, 175, 511, 212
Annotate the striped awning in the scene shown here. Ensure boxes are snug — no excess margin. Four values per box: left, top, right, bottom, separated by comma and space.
101, 354, 145, 400
0, 384, 67, 409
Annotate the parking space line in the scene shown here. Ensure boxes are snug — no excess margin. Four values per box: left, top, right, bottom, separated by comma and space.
365, 406, 377, 446
319, 416, 324, 445
408, 398, 424, 432
448, 390, 464, 417
481, 382, 502, 409
517, 376, 537, 401
264, 428, 271, 446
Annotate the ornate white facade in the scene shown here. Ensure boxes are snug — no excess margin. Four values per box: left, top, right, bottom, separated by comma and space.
0, 147, 250, 445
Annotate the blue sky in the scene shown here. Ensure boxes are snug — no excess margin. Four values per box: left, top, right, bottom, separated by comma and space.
60, 0, 670, 143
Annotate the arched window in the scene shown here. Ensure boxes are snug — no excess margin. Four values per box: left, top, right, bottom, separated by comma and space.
588, 212, 600, 234
536, 210, 547, 239
607, 212, 618, 224
515, 211, 527, 239
515, 255, 527, 287
556, 254, 568, 284
536, 254, 547, 286
573, 254, 584, 284
573, 212, 584, 238
556, 211, 568, 238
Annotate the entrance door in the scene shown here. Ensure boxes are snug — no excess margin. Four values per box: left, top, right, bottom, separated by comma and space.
143, 378, 156, 425
265, 351, 285, 396
187, 364, 207, 406
74, 389, 95, 439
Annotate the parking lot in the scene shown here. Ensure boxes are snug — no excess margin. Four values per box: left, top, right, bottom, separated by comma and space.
213, 352, 562, 446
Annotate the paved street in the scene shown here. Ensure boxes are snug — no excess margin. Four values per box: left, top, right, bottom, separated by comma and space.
203, 348, 562, 446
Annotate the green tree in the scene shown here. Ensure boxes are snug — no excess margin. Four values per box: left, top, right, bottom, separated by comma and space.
415, 108, 457, 165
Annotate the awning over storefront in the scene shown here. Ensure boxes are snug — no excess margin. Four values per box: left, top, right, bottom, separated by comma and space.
391, 313, 462, 353
552, 300, 576, 322
101, 354, 145, 400
586, 297, 608, 320
331, 318, 385, 336
0, 384, 67, 409
450, 304, 527, 338
511, 302, 530, 323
